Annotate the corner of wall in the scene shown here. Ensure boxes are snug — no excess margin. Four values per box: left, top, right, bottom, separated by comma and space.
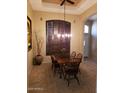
27, 0, 34, 78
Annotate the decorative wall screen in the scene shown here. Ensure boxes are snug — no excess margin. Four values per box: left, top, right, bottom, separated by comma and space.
46, 20, 71, 57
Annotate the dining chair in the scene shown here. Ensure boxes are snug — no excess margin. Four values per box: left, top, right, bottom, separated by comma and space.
51, 55, 61, 76
70, 51, 76, 58
70, 51, 76, 62
75, 53, 83, 73
63, 62, 80, 86
77, 53, 82, 58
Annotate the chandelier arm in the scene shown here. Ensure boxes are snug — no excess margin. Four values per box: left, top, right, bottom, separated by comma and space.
64, 3, 66, 34
64, 3, 65, 21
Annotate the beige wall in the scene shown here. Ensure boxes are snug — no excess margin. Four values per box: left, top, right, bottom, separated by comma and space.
33, 11, 83, 57
27, 0, 33, 76
80, 3, 97, 22
27, 2, 96, 64
80, 3, 97, 57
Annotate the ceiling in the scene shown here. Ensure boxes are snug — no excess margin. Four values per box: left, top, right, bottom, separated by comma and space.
42, 0, 83, 6
88, 14, 97, 21
29, 0, 96, 15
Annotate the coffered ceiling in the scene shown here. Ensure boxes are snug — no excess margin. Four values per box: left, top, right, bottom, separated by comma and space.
29, 0, 96, 15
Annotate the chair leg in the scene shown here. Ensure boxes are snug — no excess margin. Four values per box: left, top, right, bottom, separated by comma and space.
52, 64, 53, 70
74, 75, 80, 85
78, 69, 81, 74
65, 74, 70, 86
67, 75, 70, 86
64, 74, 66, 80
53, 68, 56, 76
67, 79, 70, 86
59, 70, 62, 78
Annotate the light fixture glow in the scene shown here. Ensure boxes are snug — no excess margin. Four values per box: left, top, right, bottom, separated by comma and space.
57, 34, 61, 38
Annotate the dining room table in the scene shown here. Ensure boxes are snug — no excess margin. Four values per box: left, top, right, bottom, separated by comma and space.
53, 55, 81, 79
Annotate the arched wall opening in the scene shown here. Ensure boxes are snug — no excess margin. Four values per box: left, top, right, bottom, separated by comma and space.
82, 14, 97, 63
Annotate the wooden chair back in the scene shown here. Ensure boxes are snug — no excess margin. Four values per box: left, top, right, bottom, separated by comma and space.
70, 51, 76, 59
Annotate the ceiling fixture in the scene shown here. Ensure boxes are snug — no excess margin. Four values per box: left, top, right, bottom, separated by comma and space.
56, 0, 72, 39
60, 0, 75, 6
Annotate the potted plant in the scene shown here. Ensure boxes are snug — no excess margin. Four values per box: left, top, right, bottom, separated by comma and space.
33, 31, 43, 65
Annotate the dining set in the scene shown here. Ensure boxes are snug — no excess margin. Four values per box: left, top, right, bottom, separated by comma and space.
51, 51, 82, 86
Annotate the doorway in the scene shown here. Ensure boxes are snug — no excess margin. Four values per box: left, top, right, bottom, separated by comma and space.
83, 14, 97, 62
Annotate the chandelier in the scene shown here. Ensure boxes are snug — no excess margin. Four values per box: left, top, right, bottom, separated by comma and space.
57, 3, 72, 39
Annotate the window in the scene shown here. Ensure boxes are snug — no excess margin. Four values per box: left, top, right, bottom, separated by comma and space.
84, 25, 89, 33
46, 20, 71, 57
